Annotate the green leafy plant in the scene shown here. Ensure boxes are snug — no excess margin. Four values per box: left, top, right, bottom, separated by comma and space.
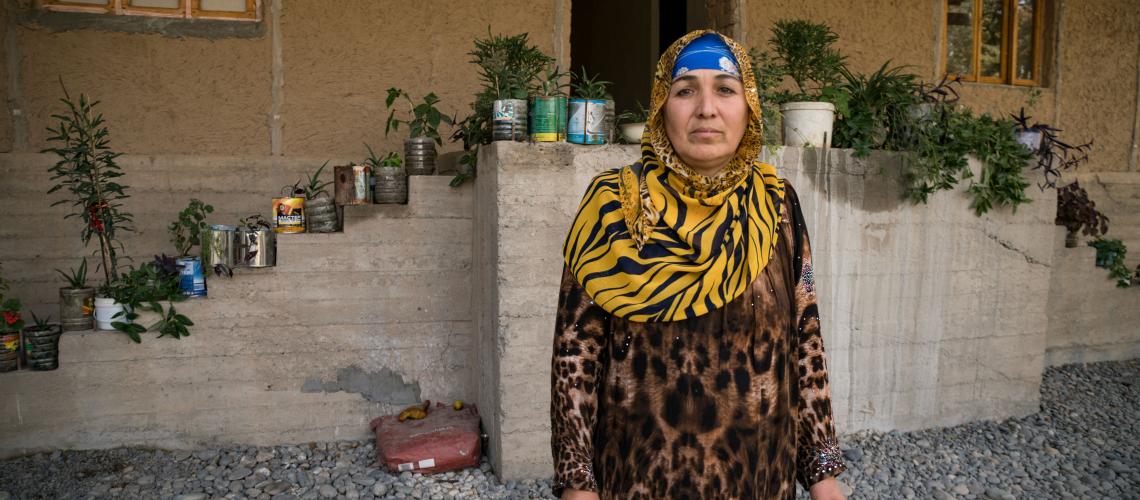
363, 144, 402, 170
831, 62, 921, 156
1088, 237, 1132, 288
617, 101, 650, 125
0, 278, 22, 333
292, 161, 332, 200
570, 66, 612, 100
1055, 181, 1109, 238
44, 82, 135, 289
27, 312, 54, 331
450, 30, 555, 187
169, 199, 214, 258
764, 19, 849, 113
1011, 109, 1093, 189
385, 89, 454, 146
108, 255, 188, 343
535, 64, 570, 98
55, 258, 89, 289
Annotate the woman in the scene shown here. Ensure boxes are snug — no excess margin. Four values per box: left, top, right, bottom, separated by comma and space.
550, 30, 847, 500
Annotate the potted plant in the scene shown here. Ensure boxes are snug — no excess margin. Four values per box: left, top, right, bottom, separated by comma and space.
530, 64, 570, 142
385, 88, 454, 175
0, 269, 23, 372
764, 19, 850, 148
55, 258, 96, 331
617, 101, 649, 144
1055, 181, 1110, 248
106, 256, 193, 343
367, 144, 407, 204
22, 312, 62, 371
468, 30, 553, 142
1088, 238, 1132, 288
1012, 109, 1093, 189
569, 67, 613, 145
830, 61, 921, 157
44, 85, 136, 328
293, 161, 337, 232
235, 214, 276, 268
168, 198, 214, 297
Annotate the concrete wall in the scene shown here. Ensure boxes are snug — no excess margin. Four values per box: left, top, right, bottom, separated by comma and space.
1, 0, 570, 158
1046, 172, 1140, 366
477, 142, 1059, 480
0, 154, 476, 458
744, 0, 1140, 174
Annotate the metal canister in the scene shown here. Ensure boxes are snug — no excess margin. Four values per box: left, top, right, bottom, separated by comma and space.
568, 98, 607, 144
603, 99, 616, 144
272, 197, 306, 233
236, 229, 276, 268
404, 137, 437, 175
204, 224, 237, 270
492, 99, 528, 141
176, 256, 207, 297
334, 165, 373, 205
374, 165, 408, 204
530, 96, 567, 142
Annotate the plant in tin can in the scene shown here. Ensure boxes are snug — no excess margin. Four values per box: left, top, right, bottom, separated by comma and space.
44, 82, 135, 291
0, 268, 23, 334
535, 64, 570, 98
291, 160, 333, 199
570, 67, 612, 100
106, 255, 188, 343
364, 144, 402, 170
1011, 108, 1092, 189
385, 89, 455, 146
169, 199, 215, 258
1087, 237, 1132, 288
55, 258, 89, 289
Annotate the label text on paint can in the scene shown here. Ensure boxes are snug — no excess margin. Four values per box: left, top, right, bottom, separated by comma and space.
177, 257, 207, 297
530, 96, 567, 142
272, 197, 306, 233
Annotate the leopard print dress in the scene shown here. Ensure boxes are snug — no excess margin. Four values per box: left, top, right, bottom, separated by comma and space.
551, 183, 846, 499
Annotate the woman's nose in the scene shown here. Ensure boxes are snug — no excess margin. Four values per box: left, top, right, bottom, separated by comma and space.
696, 89, 718, 118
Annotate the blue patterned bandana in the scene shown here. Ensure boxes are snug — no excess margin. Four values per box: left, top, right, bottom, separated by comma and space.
671, 33, 741, 81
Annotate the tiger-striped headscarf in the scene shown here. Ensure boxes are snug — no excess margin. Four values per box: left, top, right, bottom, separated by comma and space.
562, 29, 786, 322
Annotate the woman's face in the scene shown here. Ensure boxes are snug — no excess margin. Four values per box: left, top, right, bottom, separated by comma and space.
663, 69, 749, 177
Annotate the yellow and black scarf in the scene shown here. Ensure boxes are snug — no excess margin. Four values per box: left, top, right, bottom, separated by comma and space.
562, 30, 786, 322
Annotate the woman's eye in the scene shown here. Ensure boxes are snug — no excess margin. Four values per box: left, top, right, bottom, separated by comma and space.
719, 86, 737, 95
675, 88, 694, 97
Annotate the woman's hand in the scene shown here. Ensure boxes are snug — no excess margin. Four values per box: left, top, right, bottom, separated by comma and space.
562, 489, 601, 500
809, 476, 846, 500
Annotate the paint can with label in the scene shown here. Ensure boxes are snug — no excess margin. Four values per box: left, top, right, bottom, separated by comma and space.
335, 165, 373, 205
529, 96, 567, 142
492, 99, 528, 141
567, 98, 607, 144
272, 196, 306, 233
177, 256, 207, 297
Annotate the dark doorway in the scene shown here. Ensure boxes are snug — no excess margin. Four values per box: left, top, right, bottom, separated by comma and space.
570, 1, 712, 119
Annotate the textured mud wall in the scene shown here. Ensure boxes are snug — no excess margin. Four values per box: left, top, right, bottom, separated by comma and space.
0, 0, 12, 152
280, 0, 564, 159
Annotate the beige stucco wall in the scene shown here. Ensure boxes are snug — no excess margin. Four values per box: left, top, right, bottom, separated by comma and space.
0, 0, 12, 152
745, 0, 1140, 173
1, 0, 570, 158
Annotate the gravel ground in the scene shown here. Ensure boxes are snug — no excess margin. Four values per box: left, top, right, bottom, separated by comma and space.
1, 360, 1136, 499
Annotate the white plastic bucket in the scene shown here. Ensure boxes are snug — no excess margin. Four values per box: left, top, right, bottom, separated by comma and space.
780, 101, 836, 148
94, 297, 125, 331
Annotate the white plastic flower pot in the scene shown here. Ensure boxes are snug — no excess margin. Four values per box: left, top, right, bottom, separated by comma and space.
93, 297, 125, 331
780, 101, 836, 148
619, 122, 645, 143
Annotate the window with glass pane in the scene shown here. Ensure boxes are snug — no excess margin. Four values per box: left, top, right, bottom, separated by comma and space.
42, 0, 258, 20
1014, 0, 1037, 81
128, 0, 180, 8
946, 0, 975, 77
943, 0, 1042, 86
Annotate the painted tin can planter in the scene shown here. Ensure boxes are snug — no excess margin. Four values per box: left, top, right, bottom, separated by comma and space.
22, 324, 61, 371
529, 96, 567, 142
177, 256, 207, 297
273, 197, 306, 233
405, 137, 437, 176
305, 196, 339, 233
374, 165, 408, 204
236, 229, 276, 268
492, 99, 528, 141
603, 99, 616, 144
0, 331, 18, 372
335, 165, 373, 205
59, 287, 95, 331
567, 98, 607, 144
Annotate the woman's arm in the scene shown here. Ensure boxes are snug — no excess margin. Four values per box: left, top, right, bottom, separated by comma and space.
786, 186, 848, 496
551, 266, 609, 498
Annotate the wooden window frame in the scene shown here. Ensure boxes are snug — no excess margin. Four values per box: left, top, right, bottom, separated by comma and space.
39, 0, 261, 22
942, 0, 1043, 87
